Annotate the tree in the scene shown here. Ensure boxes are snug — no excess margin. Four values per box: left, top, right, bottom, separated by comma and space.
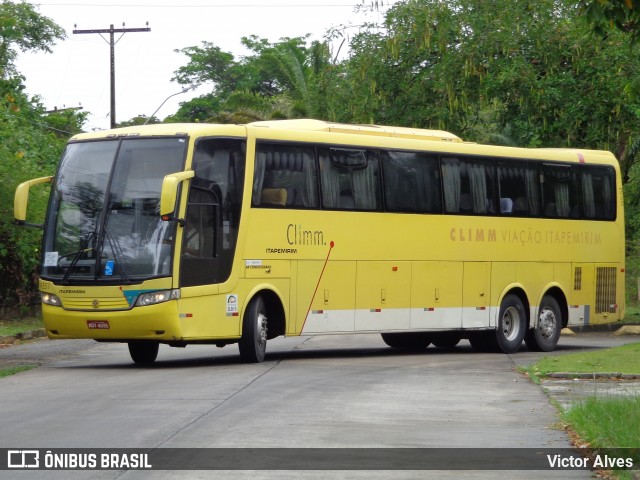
341, 1, 640, 160
0, 0, 65, 78
171, 35, 333, 122
0, 1, 69, 315
578, 0, 640, 40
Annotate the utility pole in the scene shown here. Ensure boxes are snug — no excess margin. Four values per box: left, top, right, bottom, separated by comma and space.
73, 23, 150, 128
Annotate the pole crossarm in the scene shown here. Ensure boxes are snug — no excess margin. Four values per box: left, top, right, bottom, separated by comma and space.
72, 27, 151, 34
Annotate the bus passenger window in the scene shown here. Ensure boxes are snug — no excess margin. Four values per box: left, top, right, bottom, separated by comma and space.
382, 151, 441, 213
443, 157, 495, 215
579, 165, 616, 220
497, 163, 541, 216
318, 148, 381, 211
542, 164, 576, 218
253, 143, 318, 208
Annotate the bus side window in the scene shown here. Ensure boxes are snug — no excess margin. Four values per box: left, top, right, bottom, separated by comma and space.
579, 165, 616, 220
382, 151, 441, 213
443, 157, 495, 215
497, 163, 541, 216
318, 148, 381, 211
253, 143, 318, 208
542, 164, 576, 218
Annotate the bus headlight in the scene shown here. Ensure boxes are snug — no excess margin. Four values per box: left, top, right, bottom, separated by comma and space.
135, 289, 180, 307
42, 293, 62, 307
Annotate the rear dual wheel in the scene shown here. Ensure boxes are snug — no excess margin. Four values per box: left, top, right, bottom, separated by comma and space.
525, 295, 561, 352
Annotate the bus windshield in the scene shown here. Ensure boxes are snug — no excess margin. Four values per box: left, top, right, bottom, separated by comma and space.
42, 137, 187, 283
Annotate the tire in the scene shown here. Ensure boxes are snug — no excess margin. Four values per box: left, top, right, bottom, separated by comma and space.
525, 295, 562, 352
239, 295, 268, 363
494, 294, 526, 354
381, 332, 431, 350
468, 331, 496, 352
431, 332, 461, 349
128, 341, 159, 365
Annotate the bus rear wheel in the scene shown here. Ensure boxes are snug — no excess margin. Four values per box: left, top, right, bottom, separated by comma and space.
525, 295, 561, 352
128, 341, 159, 365
239, 295, 268, 363
493, 294, 526, 354
381, 332, 431, 350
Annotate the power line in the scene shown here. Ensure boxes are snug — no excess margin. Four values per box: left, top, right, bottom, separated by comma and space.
39, 3, 362, 7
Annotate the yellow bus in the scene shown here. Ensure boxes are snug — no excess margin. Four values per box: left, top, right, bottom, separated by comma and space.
15, 119, 625, 364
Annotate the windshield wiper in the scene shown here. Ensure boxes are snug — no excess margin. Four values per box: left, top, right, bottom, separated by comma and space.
60, 231, 97, 284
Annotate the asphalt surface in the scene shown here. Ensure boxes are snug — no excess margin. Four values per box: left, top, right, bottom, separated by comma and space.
0, 329, 638, 479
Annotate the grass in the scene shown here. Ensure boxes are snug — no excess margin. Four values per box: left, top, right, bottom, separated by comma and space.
563, 397, 640, 479
524, 342, 640, 478
524, 342, 640, 382
0, 317, 43, 337
563, 396, 640, 448
0, 318, 43, 380
0, 365, 37, 379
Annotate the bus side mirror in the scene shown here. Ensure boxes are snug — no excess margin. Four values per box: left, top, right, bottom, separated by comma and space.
160, 170, 195, 223
14, 176, 54, 227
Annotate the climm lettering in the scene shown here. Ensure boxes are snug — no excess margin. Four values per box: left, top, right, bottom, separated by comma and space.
450, 228, 497, 242
287, 224, 325, 246
450, 227, 603, 246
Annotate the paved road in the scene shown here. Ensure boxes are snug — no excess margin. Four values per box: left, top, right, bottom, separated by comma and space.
0, 331, 637, 479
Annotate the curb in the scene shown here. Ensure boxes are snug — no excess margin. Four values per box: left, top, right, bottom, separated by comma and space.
0, 328, 47, 345
545, 372, 640, 380
568, 323, 640, 333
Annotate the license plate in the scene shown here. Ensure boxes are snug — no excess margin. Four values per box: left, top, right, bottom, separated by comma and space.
87, 320, 110, 330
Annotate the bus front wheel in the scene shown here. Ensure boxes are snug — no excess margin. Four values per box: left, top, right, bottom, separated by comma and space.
239, 295, 268, 363
525, 295, 561, 352
494, 294, 526, 354
128, 341, 159, 365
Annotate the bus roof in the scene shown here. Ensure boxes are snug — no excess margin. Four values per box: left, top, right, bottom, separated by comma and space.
70, 120, 462, 144
68, 123, 247, 141
67, 120, 617, 168
249, 119, 463, 143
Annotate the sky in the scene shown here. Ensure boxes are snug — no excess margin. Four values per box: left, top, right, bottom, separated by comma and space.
15, 0, 394, 132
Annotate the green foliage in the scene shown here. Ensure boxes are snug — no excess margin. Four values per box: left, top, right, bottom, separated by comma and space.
0, 2, 75, 314
0, 0, 65, 78
0, 365, 37, 379
525, 343, 640, 380
0, 78, 67, 313
564, 396, 640, 451
117, 114, 159, 127
0, 316, 42, 336
172, 35, 332, 122
341, 0, 640, 156
578, 0, 640, 41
